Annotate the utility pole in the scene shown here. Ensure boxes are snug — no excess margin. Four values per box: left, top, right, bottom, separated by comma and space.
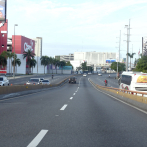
116, 30, 121, 78
37, 38, 39, 75
119, 30, 121, 62
125, 19, 131, 72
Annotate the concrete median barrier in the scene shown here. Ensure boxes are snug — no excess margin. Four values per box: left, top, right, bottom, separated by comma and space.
0, 76, 72, 95
89, 79, 147, 112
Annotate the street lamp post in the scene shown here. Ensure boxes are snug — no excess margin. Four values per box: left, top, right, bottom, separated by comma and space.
125, 25, 129, 72
13, 24, 18, 79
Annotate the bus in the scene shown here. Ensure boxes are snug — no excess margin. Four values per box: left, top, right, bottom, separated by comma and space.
119, 72, 147, 92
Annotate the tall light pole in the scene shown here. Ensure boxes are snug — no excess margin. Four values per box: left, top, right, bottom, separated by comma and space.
13, 24, 18, 79
125, 25, 129, 72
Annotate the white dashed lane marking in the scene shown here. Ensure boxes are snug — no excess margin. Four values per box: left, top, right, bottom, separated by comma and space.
60, 104, 68, 110
27, 130, 48, 147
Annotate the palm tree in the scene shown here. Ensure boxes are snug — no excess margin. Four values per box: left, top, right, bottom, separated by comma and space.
130, 53, 136, 69
50, 57, 54, 74
59, 61, 66, 74
47, 57, 53, 74
0, 55, 7, 70
1, 51, 10, 74
40, 56, 50, 74
23, 50, 35, 68
53, 59, 60, 74
30, 58, 37, 74
9, 52, 15, 76
127, 53, 136, 69
12, 57, 21, 74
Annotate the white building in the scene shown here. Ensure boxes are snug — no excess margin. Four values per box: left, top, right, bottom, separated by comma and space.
33, 37, 42, 57
55, 53, 74, 62
73, 51, 117, 71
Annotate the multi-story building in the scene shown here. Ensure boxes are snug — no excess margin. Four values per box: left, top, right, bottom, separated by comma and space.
55, 53, 74, 62
33, 37, 42, 57
74, 51, 117, 71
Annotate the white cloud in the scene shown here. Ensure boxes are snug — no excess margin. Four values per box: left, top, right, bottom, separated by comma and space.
7, 0, 147, 57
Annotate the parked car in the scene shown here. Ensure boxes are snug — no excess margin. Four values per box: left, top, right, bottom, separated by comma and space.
41, 79, 50, 85
69, 77, 76, 84
26, 78, 41, 85
88, 72, 92, 74
0, 76, 9, 86
83, 73, 87, 77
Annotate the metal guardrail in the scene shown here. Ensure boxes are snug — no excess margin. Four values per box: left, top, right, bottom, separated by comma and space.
90, 79, 147, 97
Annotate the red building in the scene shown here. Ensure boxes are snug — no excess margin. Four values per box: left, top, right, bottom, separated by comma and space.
11, 35, 35, 73
12, 35, 35, 54
0, 20, 8, 73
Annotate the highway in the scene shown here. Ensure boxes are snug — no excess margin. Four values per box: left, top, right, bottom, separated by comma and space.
7, 74, 70, 85
90, 73, 119, 88
1, 75, 147, 147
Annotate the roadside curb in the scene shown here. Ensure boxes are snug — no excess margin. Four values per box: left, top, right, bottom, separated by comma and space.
89, 79, 147, 112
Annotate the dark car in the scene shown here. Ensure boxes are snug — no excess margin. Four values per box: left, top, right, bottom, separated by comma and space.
69, 77, 76, 84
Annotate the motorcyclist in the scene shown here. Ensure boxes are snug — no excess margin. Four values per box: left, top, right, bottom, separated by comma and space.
104, 79, 107, 86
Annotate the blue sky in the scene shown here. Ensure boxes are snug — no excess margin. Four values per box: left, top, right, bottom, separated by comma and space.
7, 0, 147, 60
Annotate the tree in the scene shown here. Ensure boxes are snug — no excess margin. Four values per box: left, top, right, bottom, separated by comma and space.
135, 56, 147, 72
23, 50, 35, 68
9, 52, 15, 76
65, 61, 73, 69
40, 56, 49, 74
0, 55, 7, 70
30, 58, 37, 74
127, 53, 136, 69
48, 57, 54, 74
59, 61, 66, 74
1, 51, 10, 74
12, 57, 21, 74
111, 62, 126, 72
53, 59, 60, 74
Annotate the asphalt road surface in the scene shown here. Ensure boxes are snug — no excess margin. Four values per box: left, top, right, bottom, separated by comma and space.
8, 74, 70, 85
1, 75, 147, 147
90, 73, 119, 88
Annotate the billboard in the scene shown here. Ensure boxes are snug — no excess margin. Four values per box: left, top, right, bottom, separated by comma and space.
12, 36, 35, 54
0, 0, 6, 21
106, 59, 116, 63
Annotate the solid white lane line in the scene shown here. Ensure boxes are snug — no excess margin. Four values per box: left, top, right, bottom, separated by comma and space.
88, 79, 147, 115
27, 130, 48, 147
60, 104, 68, 110
70, 97, 73, 100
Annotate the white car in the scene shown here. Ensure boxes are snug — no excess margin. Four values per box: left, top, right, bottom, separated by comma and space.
83, 73, 87, 77
40, 78, 44, 83
98, 73, 102, 76
26, 78, 41, 85
0, 76, 9, 86
41, 79, 50, 85
88, 72, 92, 74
